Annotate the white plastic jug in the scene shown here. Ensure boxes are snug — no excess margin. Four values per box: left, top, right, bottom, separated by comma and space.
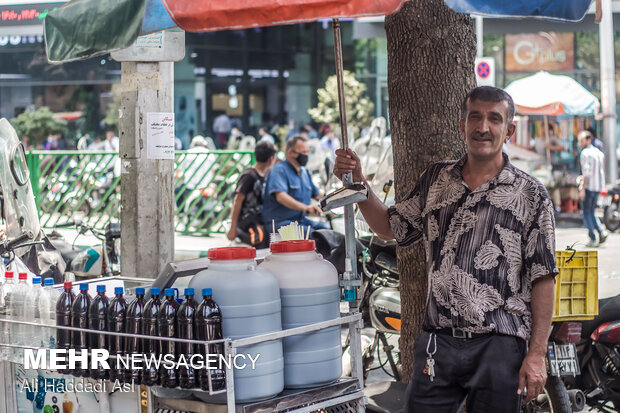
259, 240, 342, 388
189, 246, 284, 402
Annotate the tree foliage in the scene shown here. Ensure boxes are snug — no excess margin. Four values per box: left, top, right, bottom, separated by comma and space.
11, 107, 67, 146
308, 70, 374, 135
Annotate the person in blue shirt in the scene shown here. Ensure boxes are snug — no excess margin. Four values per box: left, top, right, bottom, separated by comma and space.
262, 135, 328, 234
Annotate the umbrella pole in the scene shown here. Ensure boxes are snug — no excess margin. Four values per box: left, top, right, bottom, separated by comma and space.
332, 17, 364, 390
332, 17, 358, 300
332, 18, 350, 152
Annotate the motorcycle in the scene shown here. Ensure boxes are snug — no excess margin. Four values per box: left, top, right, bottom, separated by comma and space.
313, 228, 402, 382
0, 119, 66, 281
522, 319, 586, 413
564, 295, 620, 412
47, 219, 121, 279
600, 184, 620, 232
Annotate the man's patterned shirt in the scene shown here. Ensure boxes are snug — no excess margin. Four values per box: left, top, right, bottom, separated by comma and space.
387, 154, 558, 339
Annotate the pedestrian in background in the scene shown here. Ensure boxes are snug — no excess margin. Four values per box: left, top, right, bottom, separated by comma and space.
577, 130, 608, 247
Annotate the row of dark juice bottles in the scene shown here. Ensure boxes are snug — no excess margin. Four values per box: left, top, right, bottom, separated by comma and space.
56, 282, 226, 391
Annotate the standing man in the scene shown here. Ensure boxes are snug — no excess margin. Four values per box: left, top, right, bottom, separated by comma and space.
263, 135, 328, 234
227, 141, 277, 248
334, 86, 557, 412
213, 112, 231, 149
577, 130, 608, 247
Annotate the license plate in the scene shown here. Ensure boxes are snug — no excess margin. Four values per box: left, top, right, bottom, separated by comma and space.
547, 342, 580, 376
600, 195, 612, 207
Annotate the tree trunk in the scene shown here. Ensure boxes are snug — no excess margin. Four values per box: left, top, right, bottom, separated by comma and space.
385, 0, 476, 382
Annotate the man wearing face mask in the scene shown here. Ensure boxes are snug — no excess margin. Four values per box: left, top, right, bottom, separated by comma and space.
262, 135, 328, 234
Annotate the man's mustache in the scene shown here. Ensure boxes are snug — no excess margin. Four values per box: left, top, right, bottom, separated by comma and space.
472, 132, 492, 140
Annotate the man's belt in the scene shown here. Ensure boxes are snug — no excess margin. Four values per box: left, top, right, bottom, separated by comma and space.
432, 327, 493, 339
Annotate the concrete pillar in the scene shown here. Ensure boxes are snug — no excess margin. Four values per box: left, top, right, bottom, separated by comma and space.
111, 31, 185, 278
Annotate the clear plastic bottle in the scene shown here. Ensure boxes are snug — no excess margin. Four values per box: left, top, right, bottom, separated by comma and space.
0, 272, 15, 360
38, 278, 60, 349
24, 277, 43, 349
56, 281, 75, 374
142, 287, 162, 386
177, 288, 197, 389
11, 272, 31, 362
71, 283, 92, 377
158, 288, 179, 388
107, 287, 127, 382
88, 285, 109, 380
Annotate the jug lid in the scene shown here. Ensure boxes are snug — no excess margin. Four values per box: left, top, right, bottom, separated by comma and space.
208, 246, 256, 260
271, 240, 315, 253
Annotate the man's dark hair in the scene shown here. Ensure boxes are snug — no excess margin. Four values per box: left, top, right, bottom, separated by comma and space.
255, 141, 276, 162
286, 135, 308, 152
461, 86, 515, 125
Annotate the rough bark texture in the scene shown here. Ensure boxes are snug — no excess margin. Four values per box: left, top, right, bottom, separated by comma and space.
385, 0, 476, 382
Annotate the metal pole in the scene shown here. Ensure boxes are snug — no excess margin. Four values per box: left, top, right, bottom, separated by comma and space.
599, 0, 618, 184
475, 16, 484, 58
333, 17, 364, 396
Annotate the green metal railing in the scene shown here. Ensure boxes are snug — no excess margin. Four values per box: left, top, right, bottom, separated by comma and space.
26, 150, 255, 235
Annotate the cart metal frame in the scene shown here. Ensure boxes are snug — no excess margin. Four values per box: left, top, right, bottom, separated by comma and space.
0, 276, 367, 413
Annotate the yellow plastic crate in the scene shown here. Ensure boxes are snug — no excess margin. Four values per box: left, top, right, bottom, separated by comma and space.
553, 250, 598, 321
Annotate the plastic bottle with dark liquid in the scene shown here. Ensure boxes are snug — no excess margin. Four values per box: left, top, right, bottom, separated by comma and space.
177, 288, 197, 389
124, 287, 145, 384
107, 287, 127, 382
71, 283, 91, 377
194, 288, 225, 391
142, 287, 162, 386
56, 282, 75, 374
158, 288, 179, 388
88, 285, 109, 379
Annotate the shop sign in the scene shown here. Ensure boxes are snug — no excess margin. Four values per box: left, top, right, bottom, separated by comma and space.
0, 2, 66, 26
506, 32, 574, 71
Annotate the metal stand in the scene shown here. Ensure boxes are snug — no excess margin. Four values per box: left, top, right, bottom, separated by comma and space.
0, 280, 367, 413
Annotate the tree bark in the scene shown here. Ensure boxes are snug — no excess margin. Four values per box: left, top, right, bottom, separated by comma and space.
385, 0, 476, 382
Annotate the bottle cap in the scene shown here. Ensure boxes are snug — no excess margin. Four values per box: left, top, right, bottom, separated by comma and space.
135, 287, 145, 295
270, 240, 316, 253
64, 282, 72, 289
164, 288, 175, 297
79, 283, 89, 291
32, 277, 41, 285
184, 288, 194, 296
5, 272, 13, 278
208, 246, 256, 260
150, 287, 161, 296
114, 287, 123, 295
96, 285, 106, 293
18, 273, 28, 280
43, 278, 54, 286
202, 288, 213, 296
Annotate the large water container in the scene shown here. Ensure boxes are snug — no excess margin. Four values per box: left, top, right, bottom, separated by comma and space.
259, 240, 342, 388
259, 240, 341, 388
189, 247, 283, 402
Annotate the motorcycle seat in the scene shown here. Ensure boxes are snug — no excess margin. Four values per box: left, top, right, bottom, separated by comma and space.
105, 223, 121, 240
49, 238, 83, 268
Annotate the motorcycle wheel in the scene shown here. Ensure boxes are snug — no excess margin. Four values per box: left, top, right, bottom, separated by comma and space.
522, 376, 572, 413
604, 203, 620, 232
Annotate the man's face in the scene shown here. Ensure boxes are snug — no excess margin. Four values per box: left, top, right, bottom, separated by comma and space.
106, 131, 114, 140
577, 133, 589, 149
287, 140, 310, 164
459, 98, 515, 163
